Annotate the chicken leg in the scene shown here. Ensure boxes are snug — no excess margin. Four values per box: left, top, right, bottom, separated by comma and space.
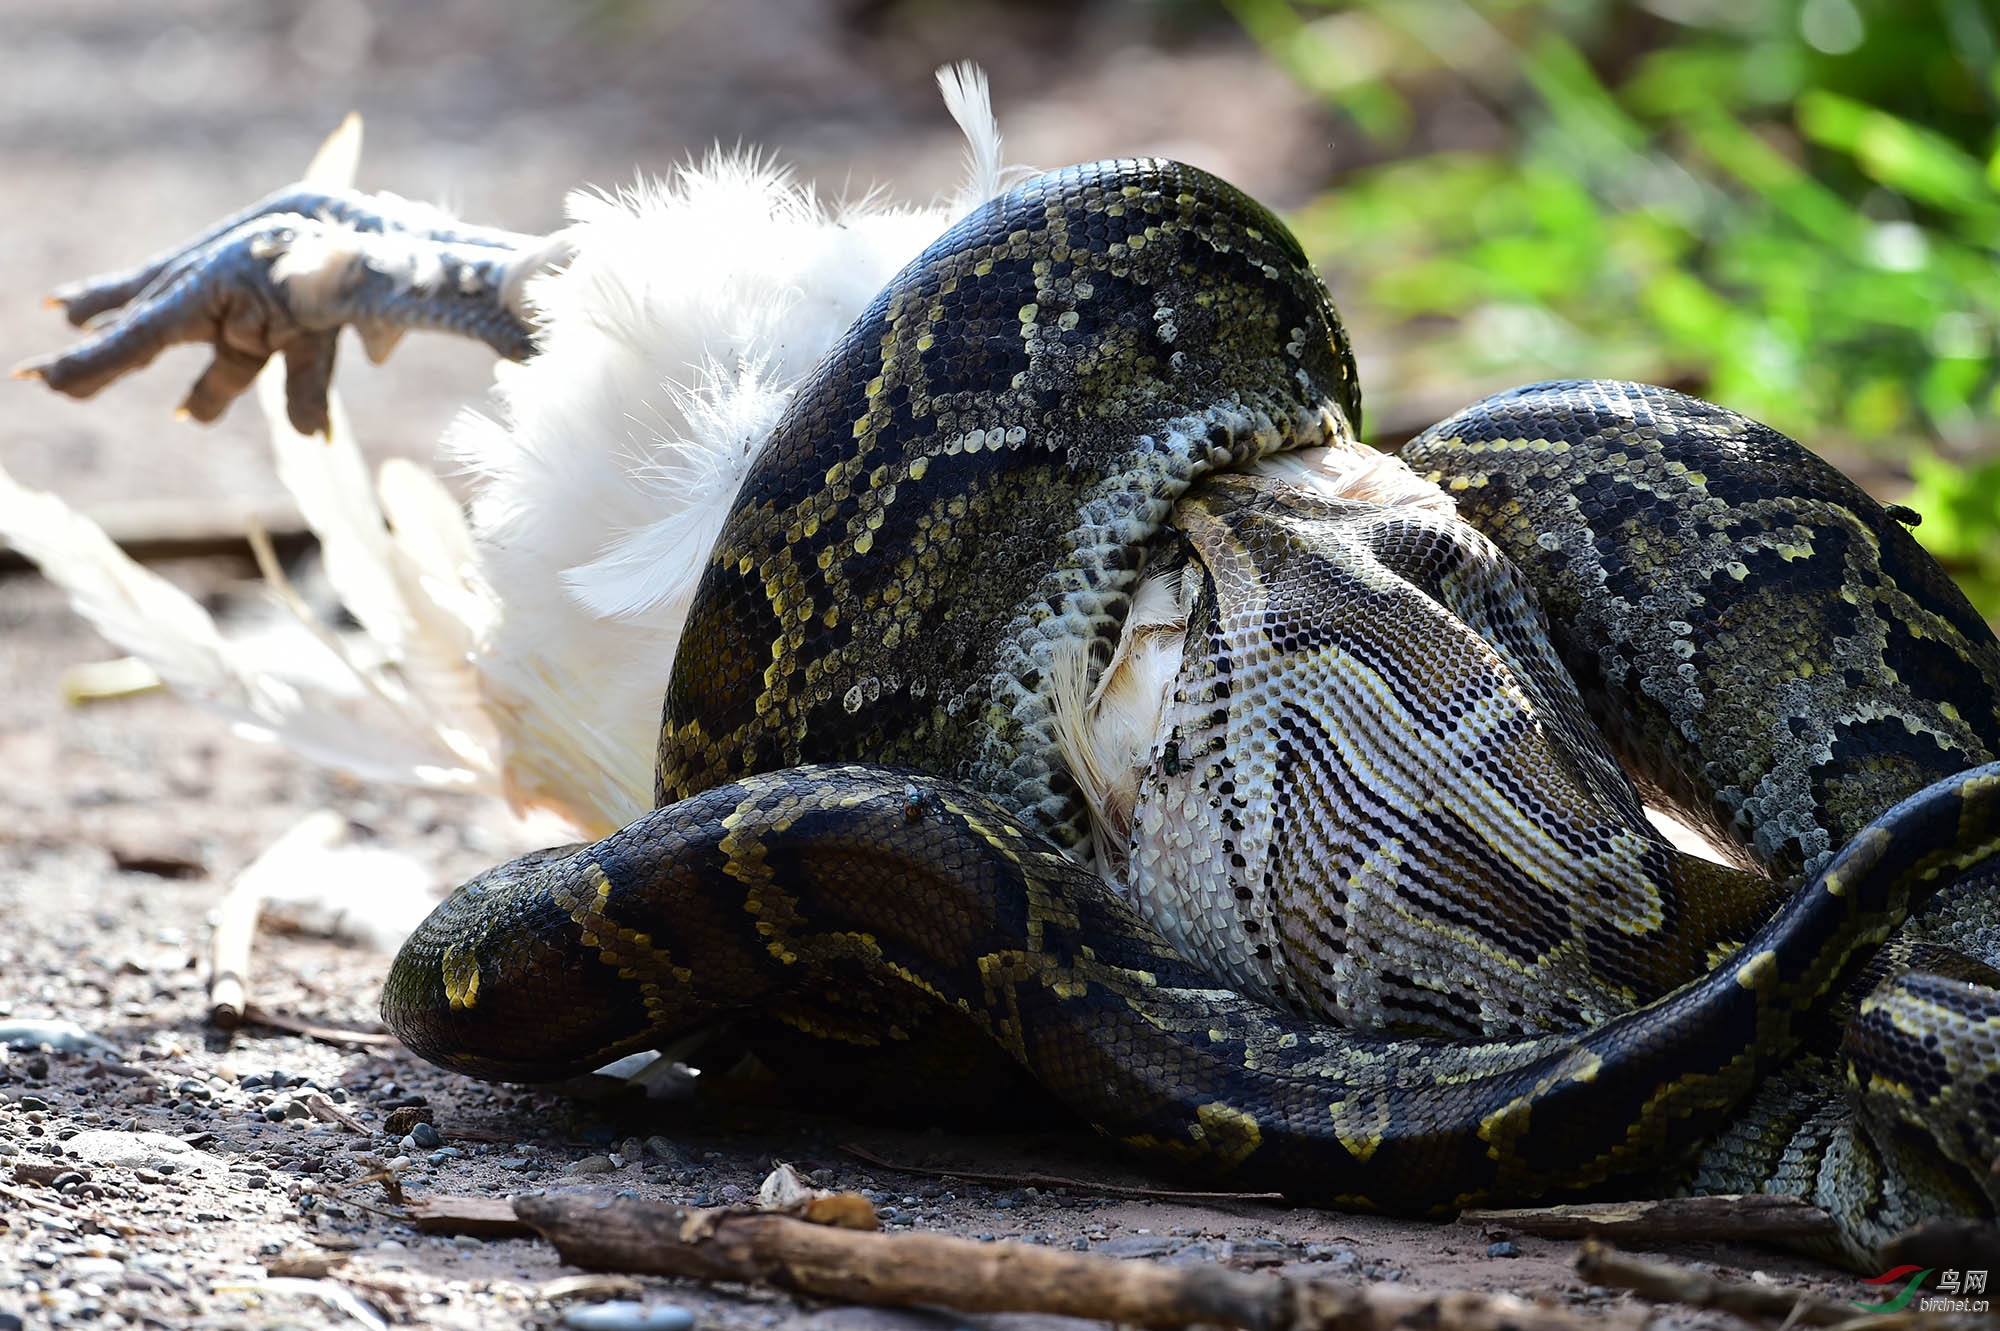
17, 185, 569, 436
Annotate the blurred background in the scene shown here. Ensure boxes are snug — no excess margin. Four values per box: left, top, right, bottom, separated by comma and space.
3, 0, 1996, 607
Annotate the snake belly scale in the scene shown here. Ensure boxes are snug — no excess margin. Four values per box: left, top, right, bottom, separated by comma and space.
383, 159, 2000, 1264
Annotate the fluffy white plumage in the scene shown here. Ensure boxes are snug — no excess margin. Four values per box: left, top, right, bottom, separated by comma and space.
452, 62, 1020, 830
0, 65, 1024, 838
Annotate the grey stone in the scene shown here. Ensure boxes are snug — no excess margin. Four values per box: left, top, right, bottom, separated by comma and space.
0, 1020, 118, 1055
561, 1302, 696, 1331
1096, 1235, 1178, 1259
62, 1131, 225, 1180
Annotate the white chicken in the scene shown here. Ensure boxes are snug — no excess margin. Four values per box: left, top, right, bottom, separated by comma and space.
5, 66, 1032, 841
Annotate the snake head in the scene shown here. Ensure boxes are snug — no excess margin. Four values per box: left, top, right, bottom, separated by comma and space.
380, 843, 663, 1083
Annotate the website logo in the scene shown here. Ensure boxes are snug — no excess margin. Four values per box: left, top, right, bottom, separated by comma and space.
1851, 1267, 1933, 1313
1852, 1267, 1991, 1314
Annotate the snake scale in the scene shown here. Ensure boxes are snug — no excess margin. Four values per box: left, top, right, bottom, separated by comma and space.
381, 159, 2000, 1265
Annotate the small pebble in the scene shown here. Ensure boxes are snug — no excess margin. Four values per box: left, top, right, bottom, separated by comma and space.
1487, 1241, 1521, 1259
566, 1155, 615, 1176
1098, 1235, 1176, 1259
560, 1302, 695, 1331
70, 1257, 124, 1281
15, 1097, 50, 1113
409, 1122, 442, 1149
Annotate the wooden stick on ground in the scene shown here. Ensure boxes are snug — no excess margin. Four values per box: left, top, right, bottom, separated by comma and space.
1462, 1194, 1839, 1242
510, 1193, 1639, 1331
239, 1005, 400, 1050
1575, 1241, 1856, 1327
208, 810, 345, 1028
408, 1195, 533, 1238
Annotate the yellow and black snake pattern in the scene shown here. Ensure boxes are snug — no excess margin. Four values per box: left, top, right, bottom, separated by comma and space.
382, 159, 2000, 1267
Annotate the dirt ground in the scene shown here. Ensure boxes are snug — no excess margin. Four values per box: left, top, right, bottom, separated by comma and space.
0, 3, 1895, 1328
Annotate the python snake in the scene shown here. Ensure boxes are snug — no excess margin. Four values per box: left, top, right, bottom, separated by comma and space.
382, 159, 2000, 1266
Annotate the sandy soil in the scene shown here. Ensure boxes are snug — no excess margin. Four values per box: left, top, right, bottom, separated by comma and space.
0, 3, 1889, 1327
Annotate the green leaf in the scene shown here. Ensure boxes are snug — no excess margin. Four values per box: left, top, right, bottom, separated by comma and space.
1798, 90, 2000, 228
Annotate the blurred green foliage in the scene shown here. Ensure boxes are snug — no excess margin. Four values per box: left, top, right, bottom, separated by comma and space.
1225, 0, 2000, 611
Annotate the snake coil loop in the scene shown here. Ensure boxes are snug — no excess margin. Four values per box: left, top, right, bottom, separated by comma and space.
385, 161, 2000, 1268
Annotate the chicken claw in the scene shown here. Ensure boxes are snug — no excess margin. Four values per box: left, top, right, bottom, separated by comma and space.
18, 187, 568, 436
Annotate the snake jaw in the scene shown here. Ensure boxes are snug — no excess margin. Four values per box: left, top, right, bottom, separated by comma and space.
382, 843, 668, 1083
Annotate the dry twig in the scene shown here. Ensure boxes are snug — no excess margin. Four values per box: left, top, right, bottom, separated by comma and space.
295, 1090, 372, 1134
511, 1193, 1636, 1331
1576, 1241, 1870, 1328
238, 1005, 400, 1049
539, 1274, 646, 1304
264, 1248, 352, 1279
1462, 1194, 1838, 1242
209, 811, 344, 1027
407, 1194, 533, 1238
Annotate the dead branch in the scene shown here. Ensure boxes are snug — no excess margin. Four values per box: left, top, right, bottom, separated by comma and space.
539, 1273, 646, 1304
209, 811, 344, 1028
1576, 1241, 1858, 1326
264, 1248, 351, 1278
408, 1194, 533, 1238
839, 1141, 1285, 1203
236, 1006, 399, 1049
1462, 1194, 1838, 1242
511, 1193, 1633, 1331
297, 1090, 371, 1134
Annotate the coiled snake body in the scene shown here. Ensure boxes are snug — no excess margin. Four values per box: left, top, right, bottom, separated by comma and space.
382, 159, 2000, 1265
